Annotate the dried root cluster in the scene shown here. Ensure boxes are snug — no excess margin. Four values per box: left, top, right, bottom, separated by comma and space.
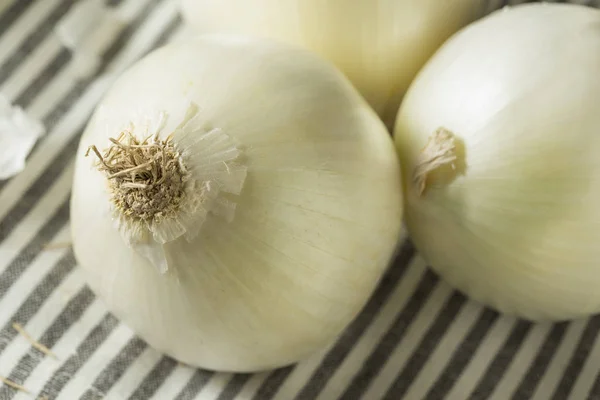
86, 131, 188, 223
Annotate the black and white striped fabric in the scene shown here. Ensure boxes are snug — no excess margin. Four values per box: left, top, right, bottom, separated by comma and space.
1, 0, 599, 399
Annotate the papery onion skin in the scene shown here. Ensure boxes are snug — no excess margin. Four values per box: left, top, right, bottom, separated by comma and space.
179, 0, 485, 127
394, 4, 600, 322
71, 35, 403, 372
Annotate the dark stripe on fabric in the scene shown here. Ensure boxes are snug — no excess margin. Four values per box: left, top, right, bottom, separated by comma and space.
251, 367, 294, 400
0, 286, 95, 399
425, 309, 499, 399
15, 48, 72, 109
468, 320, 533, 400
80, 337, 148, 400
511, 322, 569, 399
128, 356, 178, 400
216, 374, 253, 400
0, 0, 36, 38
0, 198, 71, 300
293, 240, 416, 400
587, 370, 600, 400
0, 0, 75, 86
40, 79, 90, 130
0, 249, 75, 355
551, 317, 600, 400
338, 269, 440, 400
174, 369, 215, 400
37, 313, 119, 398
382, 292, 468, 400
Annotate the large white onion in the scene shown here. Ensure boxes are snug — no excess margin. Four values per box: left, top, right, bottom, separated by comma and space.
71, 35, 403, 372
179, 0, 485, 127
394, 3, 600, 321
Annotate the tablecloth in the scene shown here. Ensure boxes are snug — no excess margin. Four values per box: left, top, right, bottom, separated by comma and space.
1, 0, 600, 399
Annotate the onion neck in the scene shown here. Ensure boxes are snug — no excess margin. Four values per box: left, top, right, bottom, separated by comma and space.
412, 127, 464, 196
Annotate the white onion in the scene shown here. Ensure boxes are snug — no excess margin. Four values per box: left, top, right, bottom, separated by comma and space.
179, 0, 485, 127
394, 3, 600, 321
71, 35, 403, 371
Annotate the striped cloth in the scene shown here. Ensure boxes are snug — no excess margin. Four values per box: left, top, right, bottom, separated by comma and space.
1, 0, 599, 399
